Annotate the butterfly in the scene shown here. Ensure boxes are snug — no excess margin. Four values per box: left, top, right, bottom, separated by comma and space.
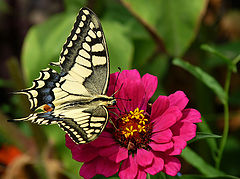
13, 7, 116, 144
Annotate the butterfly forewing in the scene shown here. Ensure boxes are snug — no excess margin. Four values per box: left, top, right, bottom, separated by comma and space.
59, 7, 109, 96
13, 7, 114, 144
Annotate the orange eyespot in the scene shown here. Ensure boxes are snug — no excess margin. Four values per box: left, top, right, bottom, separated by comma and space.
43, 104, 53, 112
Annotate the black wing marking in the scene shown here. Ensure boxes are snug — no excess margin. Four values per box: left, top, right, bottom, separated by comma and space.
16, 68, 60, 111
58, 105, 108, 144
58, 7, 109, 96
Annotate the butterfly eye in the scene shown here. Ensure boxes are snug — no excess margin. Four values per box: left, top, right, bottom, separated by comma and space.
43, 104, 53, 112
112, 100, 117, 106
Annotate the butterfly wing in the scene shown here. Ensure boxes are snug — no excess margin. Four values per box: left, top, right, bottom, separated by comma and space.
58, 7, 109, 96
13, 7, 111, 144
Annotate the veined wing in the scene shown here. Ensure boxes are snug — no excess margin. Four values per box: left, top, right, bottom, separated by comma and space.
13, 8, 113, 144
57, 7, 109, 96
14, 67, 109, 144
18, 105, 108, 144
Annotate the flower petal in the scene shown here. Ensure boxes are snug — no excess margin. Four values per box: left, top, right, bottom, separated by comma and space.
108, 147, 129, 163
71, 144, 98, 162
99, 144, 122, 157
120, 69, 141, 81
152, 106, 182, 132
119, 155, 138, 179
65, 134, 76, 149
162, 155, 181, 176
80, 157, 119, 179
142, 73, 158, 101
136, 149, 154, 167
151, 129, 172, 143
96, 157, 120, 177
65, 135, 98, 163
149, 141, 173, 152
168, 91, 189, 110
127, 80, 146, 111
182, 108, 202, 123
150, 96, 169, 122
80, 159, 97, 179
107, 72, 119, 96
136, 169, 146, 179
91, 131, 117, 147
168, 136, 187, 155
171, 121, 197, 141
144, 154, 164, 175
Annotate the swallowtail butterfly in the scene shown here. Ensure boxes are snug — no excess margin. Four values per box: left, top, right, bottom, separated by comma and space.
13, 7, 116, 144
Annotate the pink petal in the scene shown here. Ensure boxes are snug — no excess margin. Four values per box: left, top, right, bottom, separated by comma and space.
80, 157, 119, 179
144, 154, 164, 175
182, 108, 202, 123
168, 136, 187, 155
152, 106, 182, 132
127, 80, 146, 111
168, 91, 189, 111
136, 149, 154, 167
108, 147, 129, 163
150, 96, 169, 122
142, 73, 158, 101
119, 155, 138, 179
80, 158, 97, 179
98, 144, 128, 163
99, 144, 122, 157
136, 169, 146, 179
107, 72, 119, 96
162, 155, 181, 176
117, 79, 146, 112
90, 131, 117, 147
171, 121, 197, 141
71, 144, 98, 162
119, 69, 141, 81
65, 134, 76, 149
107, 70, 142, 109
96, 157, 120, 177
151, 129, 172, 143
149, 141, 173, 152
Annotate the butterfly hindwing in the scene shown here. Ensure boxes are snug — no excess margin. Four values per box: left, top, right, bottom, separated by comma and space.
58, 106, 108, 144
16, 68, 60, 111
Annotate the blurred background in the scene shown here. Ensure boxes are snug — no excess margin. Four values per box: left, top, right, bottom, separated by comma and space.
0, 0, 239, 178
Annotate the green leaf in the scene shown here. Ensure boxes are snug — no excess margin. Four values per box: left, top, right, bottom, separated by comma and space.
122, 0, 207, 56
63, 0, 86, 13
201, 44, 236, 72
101, 19, 134, 72
0, 0, 10, 14
189, 132, 221, 144
181, 147, 225, 177
21, 12, 76, 85
0, 79, 12, 88
198, 119, 219, 161
172, 58, 226, 104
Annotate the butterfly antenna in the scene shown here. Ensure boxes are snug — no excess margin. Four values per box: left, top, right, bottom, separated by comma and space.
108, 104, 123, 116
108, 111, 119, 130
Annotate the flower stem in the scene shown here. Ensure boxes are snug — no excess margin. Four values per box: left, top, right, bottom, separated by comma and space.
215, 68, 231, 169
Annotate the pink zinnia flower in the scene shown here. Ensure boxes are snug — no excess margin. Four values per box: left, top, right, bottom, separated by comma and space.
66, 70, 201, 179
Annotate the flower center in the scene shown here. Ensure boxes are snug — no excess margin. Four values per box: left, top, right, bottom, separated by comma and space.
112, 108, 153, 153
